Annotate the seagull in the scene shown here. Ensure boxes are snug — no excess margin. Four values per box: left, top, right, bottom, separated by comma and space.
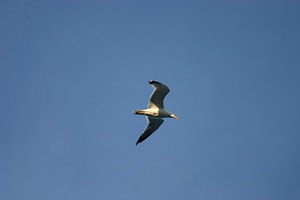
133, 80, 178, 145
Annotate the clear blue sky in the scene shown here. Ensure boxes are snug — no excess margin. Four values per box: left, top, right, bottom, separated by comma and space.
1, 1, 300, 200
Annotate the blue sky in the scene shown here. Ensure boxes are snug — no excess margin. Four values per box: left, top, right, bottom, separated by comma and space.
1, 1, 300, 199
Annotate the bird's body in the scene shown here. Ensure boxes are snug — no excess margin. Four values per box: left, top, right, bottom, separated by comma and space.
133, 108, 174, 118
133, 80, 178, 145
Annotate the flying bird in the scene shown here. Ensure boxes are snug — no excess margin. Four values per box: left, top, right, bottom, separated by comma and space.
133, 80, 178, 145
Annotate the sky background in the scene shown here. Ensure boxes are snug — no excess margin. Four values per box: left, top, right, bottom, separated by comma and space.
1, 1, 300, 200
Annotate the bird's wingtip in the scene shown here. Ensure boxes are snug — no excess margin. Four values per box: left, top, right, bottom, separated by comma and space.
136, 136, 143, 145
148, 80, 161, 84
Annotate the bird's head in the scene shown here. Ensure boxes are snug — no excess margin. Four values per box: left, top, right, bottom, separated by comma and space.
170, 113, 178, 120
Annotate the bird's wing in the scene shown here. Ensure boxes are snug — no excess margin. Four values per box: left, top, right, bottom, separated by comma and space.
136, 116, 164, 145
147, 80, 170, 109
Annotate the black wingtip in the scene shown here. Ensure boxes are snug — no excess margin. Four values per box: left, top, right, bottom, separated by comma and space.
148, 80, 162, 84
136, 138, 141, 145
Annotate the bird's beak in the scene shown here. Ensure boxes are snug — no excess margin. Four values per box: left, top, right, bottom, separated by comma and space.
170, 114, 178, 120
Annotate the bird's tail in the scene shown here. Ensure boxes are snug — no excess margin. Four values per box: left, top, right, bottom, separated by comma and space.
132, 110, 146, 115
